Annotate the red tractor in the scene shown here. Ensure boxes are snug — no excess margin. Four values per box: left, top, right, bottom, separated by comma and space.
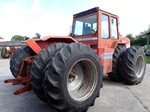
5, 7, 146, 112
0, 41, 25, 59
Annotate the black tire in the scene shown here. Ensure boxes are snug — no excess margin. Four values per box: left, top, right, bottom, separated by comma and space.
1, 47, 9, 59
108, 45, 126, 82
121, 46, 146, 85
43, 43, 103, 112
30, 43, 67, 102
10, 46, 35, 78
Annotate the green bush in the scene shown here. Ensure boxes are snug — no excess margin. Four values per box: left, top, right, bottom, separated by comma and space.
146, 56, 150, 63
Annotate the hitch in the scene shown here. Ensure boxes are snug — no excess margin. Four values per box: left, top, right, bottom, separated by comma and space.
4, 56, 35, 95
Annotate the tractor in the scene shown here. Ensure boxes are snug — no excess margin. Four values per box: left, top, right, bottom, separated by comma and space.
0, 35, 36, 59
4, 7, 146, 112
0, 41, 25, 59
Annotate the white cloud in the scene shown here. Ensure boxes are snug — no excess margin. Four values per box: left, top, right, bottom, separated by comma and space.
1, 2, 24, 17
0, 0, 72, 41
89, 0, 150, 36
31, 0, 45, 13
0, 0, 150, 41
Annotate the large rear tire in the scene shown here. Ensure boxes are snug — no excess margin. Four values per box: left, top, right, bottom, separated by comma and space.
43, 43, 103, 112
10, 46, 35, 78
121, 46, 146, 85
30, 43, 67, 102
108, 45, 126, 82
1, 47, 9, 59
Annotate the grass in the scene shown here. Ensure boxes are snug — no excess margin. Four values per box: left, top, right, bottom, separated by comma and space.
146, 56, 150, 63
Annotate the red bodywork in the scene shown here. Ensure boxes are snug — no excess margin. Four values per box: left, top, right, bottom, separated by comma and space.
26, 35, 129, 74
26, 36, 77, 54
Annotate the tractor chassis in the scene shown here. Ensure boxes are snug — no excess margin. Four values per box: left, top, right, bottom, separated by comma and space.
4, 56, 35, 95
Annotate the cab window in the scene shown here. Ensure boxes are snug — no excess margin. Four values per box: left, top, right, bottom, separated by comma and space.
111, 17, 118, 39
101, 14, 109, 39
72, 15, 97, 36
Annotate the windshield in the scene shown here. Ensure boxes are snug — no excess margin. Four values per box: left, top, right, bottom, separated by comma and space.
72, 15, 97, 36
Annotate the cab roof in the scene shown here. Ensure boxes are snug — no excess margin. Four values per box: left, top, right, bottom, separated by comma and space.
73, 7, 118, 18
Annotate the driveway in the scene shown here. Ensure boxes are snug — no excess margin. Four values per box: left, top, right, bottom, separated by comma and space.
0, 59, 149, 112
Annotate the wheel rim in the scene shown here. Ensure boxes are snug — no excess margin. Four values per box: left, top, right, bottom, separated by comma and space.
67, 58, 98, 102
135, 55, 145, 78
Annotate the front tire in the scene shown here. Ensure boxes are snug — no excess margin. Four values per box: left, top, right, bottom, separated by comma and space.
43, 43, 103, 112
108, 45, 126, 82
121, 46, 146, 85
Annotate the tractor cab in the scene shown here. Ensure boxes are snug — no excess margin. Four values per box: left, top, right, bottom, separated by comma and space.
71, 7, 130, 73
71, 7, 122, 47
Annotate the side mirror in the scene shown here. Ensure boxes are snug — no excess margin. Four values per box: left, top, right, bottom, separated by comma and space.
69, 26, 72, 36
35, 33, 41, 39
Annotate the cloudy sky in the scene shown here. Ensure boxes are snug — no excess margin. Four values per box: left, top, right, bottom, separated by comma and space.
0, 0, 149, 41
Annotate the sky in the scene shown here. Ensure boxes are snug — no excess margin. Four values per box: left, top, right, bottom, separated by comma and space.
0, 0, 150, 41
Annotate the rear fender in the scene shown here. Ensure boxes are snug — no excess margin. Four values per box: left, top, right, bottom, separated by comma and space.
26, 36, 77, 54
118, 36, 130, 48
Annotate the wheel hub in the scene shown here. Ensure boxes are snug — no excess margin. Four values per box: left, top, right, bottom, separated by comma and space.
135, 55, 145, 78
68, 70, 78, 83
67, 59, 98, 102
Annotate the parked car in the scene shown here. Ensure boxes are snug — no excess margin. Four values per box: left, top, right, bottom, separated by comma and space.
146, 50, 150, 56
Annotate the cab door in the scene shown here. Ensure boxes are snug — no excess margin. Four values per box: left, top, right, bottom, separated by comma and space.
109, 16, 119, 48
98, 12, 119, 73
100, 13, 111, 48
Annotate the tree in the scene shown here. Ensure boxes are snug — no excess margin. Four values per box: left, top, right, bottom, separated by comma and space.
126, 27, 149, 46
11, 35, 24, 41
134, 31, 147, 46
126, 33, 134, 40
126, 33, 135, 46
